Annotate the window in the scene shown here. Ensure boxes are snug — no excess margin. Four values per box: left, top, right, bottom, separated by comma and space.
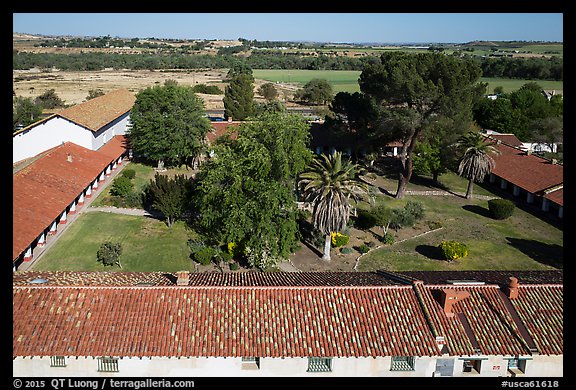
97, 357, 119, 372
462, 359, 482, 374
507, 357, 528, 375
307, 357, 332, 372
241, 357, 260, 370
391, 356, 415, 371
50, 356, 66, 367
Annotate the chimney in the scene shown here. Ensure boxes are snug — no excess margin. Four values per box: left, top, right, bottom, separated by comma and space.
551, 158, 557, 165
439, 289, 470, 317
506, 276, 519, 300
176, 270, 190, 286
227, 116, 233, 123
66, 153, 73, 163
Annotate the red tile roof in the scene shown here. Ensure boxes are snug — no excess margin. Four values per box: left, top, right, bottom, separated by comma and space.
489, 134, 525, 148
57, 89, 135, 132
413, 283, 562, 356
13, 285, 440, 358
487, 139, 563, 196
12, 137, 127, 261
206, 121, 240, 144
12, 271, 404, 287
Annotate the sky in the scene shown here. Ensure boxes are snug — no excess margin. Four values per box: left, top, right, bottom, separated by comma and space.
13, 13, 563, 44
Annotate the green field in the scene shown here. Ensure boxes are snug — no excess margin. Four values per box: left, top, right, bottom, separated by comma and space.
33, 212, 198, 272
481, 77, 563, 94
253, 69, 361, 93
253, 69, 563, 95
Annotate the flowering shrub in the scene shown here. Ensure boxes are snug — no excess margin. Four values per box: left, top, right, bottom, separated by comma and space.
438, 240, 469, 261
331, 232, 350, 247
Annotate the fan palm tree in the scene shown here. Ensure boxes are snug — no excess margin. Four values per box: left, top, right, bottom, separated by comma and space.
298, 151, 370, 260
456, 131, 501, 199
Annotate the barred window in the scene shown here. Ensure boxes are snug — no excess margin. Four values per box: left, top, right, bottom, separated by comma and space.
241, 357, 260, 369
97, 357, 119, 372
50, 356, 66, 367
307, 357, 332, 372
391, 356, 415, 371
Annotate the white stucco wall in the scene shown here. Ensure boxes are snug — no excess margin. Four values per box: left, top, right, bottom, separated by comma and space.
92, 114, 129, 151
13, 117, 92, 163
23, 356, 564, 378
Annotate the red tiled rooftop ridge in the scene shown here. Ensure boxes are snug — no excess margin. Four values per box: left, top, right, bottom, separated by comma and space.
12, 137, 127, 260
57, 89, 135, 132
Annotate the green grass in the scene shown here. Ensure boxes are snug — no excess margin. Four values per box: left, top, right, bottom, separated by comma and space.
253, 69, 562, 95
253, 69, 361, 93
356, 193, 563, 272
481, 77, 563, 94
33, 212, 198, 272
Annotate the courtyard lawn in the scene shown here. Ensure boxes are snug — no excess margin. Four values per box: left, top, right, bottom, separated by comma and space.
33, 212, 197, 272
356, 193, 563, 271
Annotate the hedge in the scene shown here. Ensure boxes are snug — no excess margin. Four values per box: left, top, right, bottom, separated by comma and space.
488, 198, 515, 220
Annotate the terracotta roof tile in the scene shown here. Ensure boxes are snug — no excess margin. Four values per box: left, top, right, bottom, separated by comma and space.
57, 89, 135, 132
13, 285, 439, 358
489, 134, 524, 148
12, 138, 127, 260
487, 139, 563, 195
12, 271, 405, 287
206, 121, 240, 144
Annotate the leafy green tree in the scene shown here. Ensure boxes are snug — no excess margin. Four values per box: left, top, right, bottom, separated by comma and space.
298, 152, 370, 260
13, 96, 43, 131
193, 111, 312, 270
146, 174, 192, 228
371, 204, 393, 238
456, 131, 501, 199
127, 84, 211, 169
226, 63, 254, 81
34, 89, 66, 109
359, 52, 485, 198
528, 116, 563, 152
296, 78, 333, 105
223, 73, 256, 120
96, 241, 123, 268
258, 82, 279, 101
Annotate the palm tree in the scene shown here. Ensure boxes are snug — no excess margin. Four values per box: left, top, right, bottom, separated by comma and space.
298, 151, 370, 260
456, 131, 501, 199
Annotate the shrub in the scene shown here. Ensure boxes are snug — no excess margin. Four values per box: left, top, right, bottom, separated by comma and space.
340, 247, 354, 254
96, 241, 123, 268
192, 83, 223, 95
193, 247, 216, 265
110, 176, 134, 197
121, 169, 136, 179
355, 209, 377, 230
357, 244, 370, 254
427, 220, 443, 230
331, 232, 350, 247
390, 208, 416, 230
438, 240, 469, 261
380, 233, 395, 245
488, 198, 515, 220
229, 262, 240, 271
404, 201, 425, 221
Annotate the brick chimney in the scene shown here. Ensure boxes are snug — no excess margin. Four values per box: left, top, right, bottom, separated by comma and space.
439, 289, 470, 317
176, 270, 190, 286
66, 153, 73, 163
506, 276, 519, 299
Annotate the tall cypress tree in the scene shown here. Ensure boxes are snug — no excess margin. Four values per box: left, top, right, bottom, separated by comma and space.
223, 73, 255, 120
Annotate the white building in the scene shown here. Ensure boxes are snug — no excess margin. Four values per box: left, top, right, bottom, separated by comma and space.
13, 89, 135, 164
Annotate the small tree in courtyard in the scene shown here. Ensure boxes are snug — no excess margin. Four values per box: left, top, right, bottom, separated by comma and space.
97, 241, 123, 268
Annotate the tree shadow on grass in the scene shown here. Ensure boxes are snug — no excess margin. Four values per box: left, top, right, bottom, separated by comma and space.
506, 237, 563, 269
415, 244, 446, 261
462, 204, 492, 219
